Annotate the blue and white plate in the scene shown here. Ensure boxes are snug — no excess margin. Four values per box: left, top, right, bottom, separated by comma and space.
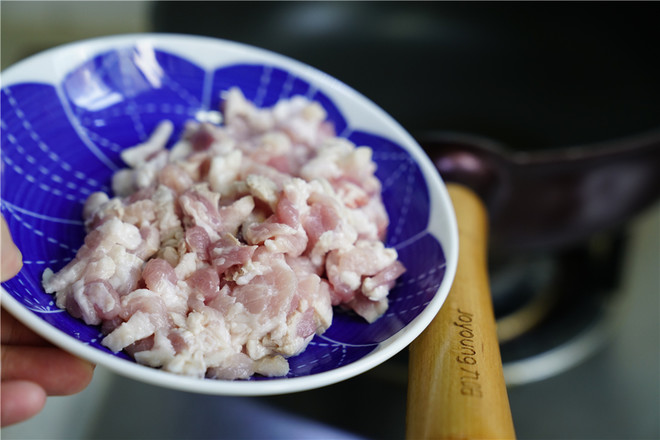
0, 34, 458, 395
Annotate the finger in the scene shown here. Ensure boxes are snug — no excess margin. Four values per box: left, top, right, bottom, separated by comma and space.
1, 309, 51, 346
1, 345, 95, 395
1, 215, 23, 282
0, 380, 47, 427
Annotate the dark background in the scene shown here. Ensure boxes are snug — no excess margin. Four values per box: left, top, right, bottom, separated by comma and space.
152, 2, 660, 152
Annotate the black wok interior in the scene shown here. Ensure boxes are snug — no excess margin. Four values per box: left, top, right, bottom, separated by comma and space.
153, 2, 660, 151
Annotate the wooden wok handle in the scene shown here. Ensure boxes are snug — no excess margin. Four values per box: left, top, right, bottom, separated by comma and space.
406, 183, 516, 439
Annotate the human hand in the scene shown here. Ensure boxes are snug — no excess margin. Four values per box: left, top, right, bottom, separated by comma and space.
1, 216, 95, 426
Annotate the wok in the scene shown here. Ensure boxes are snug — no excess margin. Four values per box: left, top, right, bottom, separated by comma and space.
153, 2, 660, 438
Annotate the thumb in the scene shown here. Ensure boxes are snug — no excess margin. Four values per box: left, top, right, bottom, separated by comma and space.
1, 215, 23, 282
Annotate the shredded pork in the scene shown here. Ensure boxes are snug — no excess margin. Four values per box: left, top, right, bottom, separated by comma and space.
42, 88, 405, 380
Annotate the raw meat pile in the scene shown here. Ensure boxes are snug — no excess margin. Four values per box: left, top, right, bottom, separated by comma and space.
42, 88, 405, 380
